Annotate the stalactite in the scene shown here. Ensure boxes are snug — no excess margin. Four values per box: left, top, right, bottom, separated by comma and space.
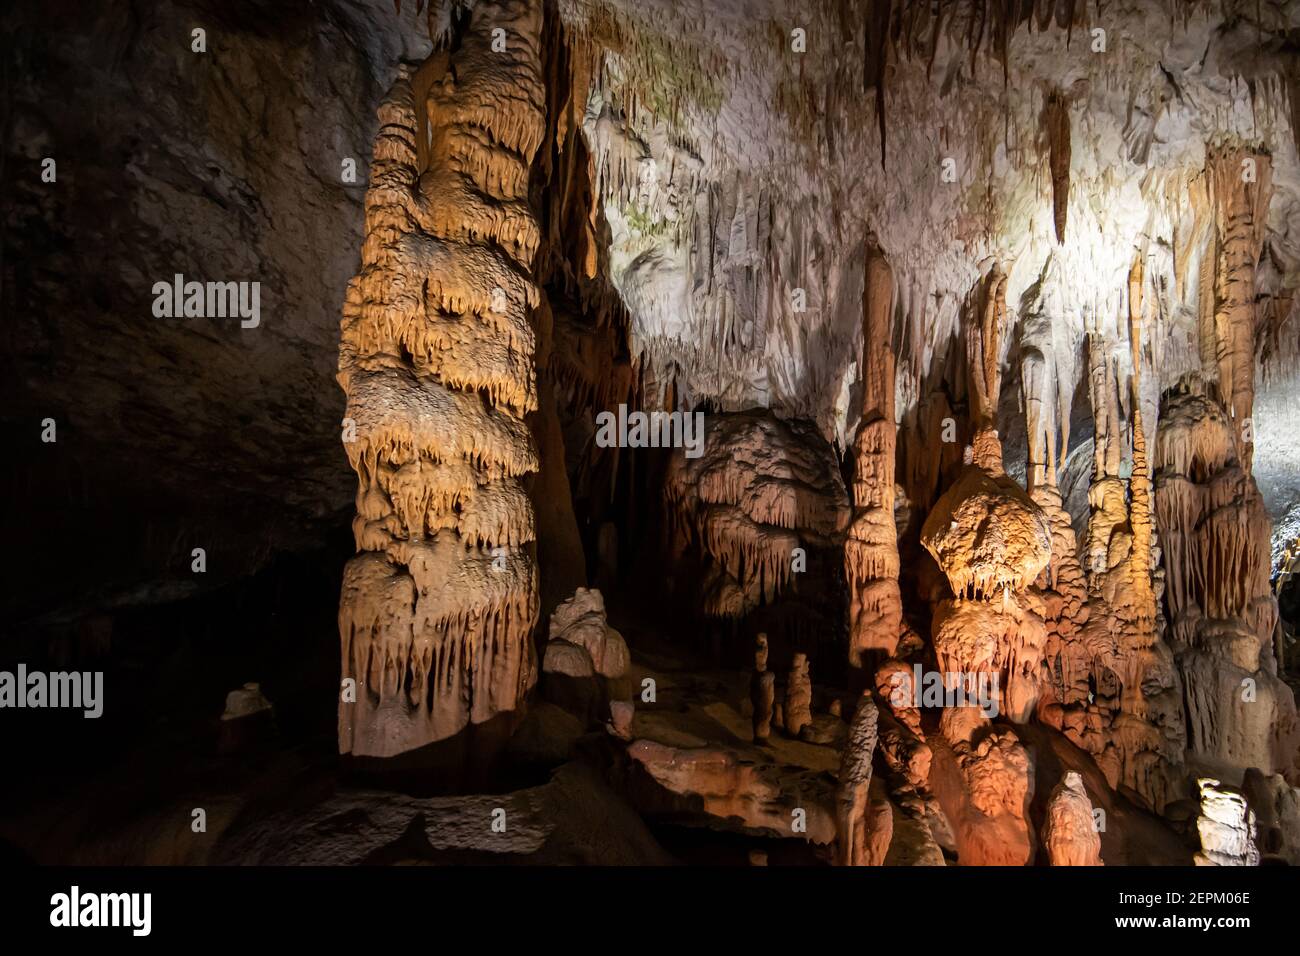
1044, 89, 1070, 244
1154, 144, 1298, 779
337, 0, 546, 758
1073, 253, 1187, 813
1021, 263, 1097, 757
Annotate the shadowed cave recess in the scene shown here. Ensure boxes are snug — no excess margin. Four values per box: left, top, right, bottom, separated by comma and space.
5, 0, 1300, 870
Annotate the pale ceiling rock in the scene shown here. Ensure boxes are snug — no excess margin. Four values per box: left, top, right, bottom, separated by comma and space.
554, 0, 1300, 464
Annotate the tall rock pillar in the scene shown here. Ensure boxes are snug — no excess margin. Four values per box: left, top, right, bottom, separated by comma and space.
336, 0, 547, 757
846, 238, 903, 667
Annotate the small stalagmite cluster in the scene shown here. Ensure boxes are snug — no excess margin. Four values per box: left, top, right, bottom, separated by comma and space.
337, 0, 547, 757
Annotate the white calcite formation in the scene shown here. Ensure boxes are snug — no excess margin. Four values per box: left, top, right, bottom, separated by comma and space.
557, 0, 1300, 463
1194, 777, 1260, 866
337, 0, 547, 757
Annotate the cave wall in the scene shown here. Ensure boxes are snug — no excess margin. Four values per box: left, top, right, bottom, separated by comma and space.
2, 0, 433, 632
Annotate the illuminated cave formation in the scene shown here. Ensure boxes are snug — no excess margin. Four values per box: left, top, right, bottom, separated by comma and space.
8, 0, 1300, 871
337, 0, 547, 757
327, 0, 1300, 864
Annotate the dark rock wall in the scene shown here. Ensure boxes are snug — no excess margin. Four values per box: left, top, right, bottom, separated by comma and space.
2, 0, 431, 628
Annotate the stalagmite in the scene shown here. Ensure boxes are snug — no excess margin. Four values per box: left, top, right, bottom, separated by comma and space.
875, 660, 933, 792
921, 267, 1051, 723
783, 652, 813, 738
750, 633, 775, 742
1079, 255, 1186, 812
1041, 772, 1103, 866
1206, 144, 1272, 475
1157, 376, 1298, 773
546, 588, 629, 680
836, 691, 883, 866
337, 0, 547, 757
1193, 778, 1260, 866
917, 267, 1046, 864
846, 238, 903, 666
933, 710, 1035, 867
1021, 266, 1100, 757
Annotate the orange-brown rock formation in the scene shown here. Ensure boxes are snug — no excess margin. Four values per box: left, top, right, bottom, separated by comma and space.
846, 238, 903, 666
1078, 256, 1185, 813
1041, 772, 1103, 866
1158, 377, 1297, 774
1154, 145, 1298, 779
836, 691, 885, 866
337, 0, 546, 757
921, 268, 1051, 724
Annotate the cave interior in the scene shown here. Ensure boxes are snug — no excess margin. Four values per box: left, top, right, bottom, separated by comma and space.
5, 0, 1300, 868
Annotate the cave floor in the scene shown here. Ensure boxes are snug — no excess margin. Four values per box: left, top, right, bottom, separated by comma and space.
0, 609, 1197, 866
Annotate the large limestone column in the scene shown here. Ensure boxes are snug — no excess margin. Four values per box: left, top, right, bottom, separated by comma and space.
920, 268, 1048, 866
336, 0, 547, 757
846, 238, 902, 667
1019, 263, 1096, 757
1156, 144, 1298, 778
1083, 256, 1185, 812
1207, 144, 1272, 474
921, 267, 1051, 724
